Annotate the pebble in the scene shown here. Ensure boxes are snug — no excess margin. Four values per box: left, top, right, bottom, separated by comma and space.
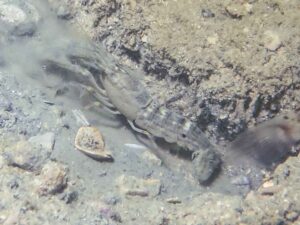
225, 3, 251, 19
35, 161, 68, 196
4, 140, 52, 171
99, 206, 122, 223
102, 194, 121, 206
116, 175, 161, 198
207, 35, 218, 45
56, 6, 73, 20
191, 149, 221, 184
142, 151, 162, 166
264, 30, 282, 51
0, 2, 39, 37
0, 4, 27, 24
285, 211, 299, 222
60, 190, 78, 204
28, 132, 55, 150
262, 180, 274, 188
201, 9, 215, 18
166, 197, 181, 204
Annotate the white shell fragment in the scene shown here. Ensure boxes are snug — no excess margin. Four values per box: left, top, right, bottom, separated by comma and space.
75, 126, 113, 161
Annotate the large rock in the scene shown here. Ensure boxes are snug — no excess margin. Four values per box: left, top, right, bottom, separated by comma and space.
4, 133, 55, 171
0, 0, 40, 38
34, 161, 68, 196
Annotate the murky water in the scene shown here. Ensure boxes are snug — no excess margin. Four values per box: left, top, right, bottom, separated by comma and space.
0, 0, 257, 197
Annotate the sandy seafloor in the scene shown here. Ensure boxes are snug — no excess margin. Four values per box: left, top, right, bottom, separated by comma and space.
0, 0, 299, 224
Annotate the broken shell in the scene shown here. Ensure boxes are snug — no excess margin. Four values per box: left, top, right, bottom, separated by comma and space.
75, 126, 113, 161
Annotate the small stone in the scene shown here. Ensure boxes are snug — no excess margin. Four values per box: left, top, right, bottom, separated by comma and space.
28, 132, 55, 150
192, 149, 221, 184
7, 176, 20, 189
116, 175, 161, 198
4, 140, 52, 171
109, 211, 122, 223
264, 31, 282, 51
201, 9, 215, 18
285, 211, 299, 222
99, 204, 122, 223
0, 4, 27, 24
259, 185, 281, 195
207, 35, 218, 45
56, 6, 73, 20
225, 3, 247, 19
102, 194, 121, 205
262, 180, 274, 188
35, 161, 68, 196
0, 2, 39, 37
142, 151, 162, 166
166, 197, 181, 204
60, 190, 78, 204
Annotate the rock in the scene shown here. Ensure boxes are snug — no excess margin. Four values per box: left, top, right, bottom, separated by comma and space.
60, 190, 78, 204
201, 9, 215, 18
98, 202, 122, 223
35, 161, 68, 196
28, 132, 55, 151
56, 5, 73, 20
0, 2, 39, 37
4, 140, 52, 171
0, 4, 27, 24
102, 194, 121, 206
142, 151, 162, 166
285, 211, 299, 222
264, 31, 282, 51
75, 126, 113, 161
225, 3, 249, 19
116, 175, 161, 198
191, 149, 221, 184
7, 176, 20, 189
